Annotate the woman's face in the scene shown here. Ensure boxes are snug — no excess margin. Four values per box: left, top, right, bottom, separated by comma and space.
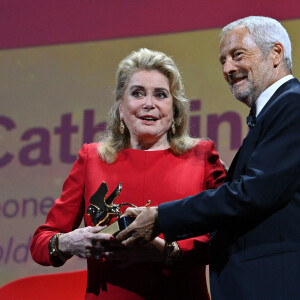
119, 70, 174, 149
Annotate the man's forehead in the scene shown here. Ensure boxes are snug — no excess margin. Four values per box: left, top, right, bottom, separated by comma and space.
219, 27, 257, 54
221, 27, 250, 44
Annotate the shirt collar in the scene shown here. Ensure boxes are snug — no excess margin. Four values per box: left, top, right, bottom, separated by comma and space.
256, 74, 294, 117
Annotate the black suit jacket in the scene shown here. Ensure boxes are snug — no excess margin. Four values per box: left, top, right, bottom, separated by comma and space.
158, 78, 300, 300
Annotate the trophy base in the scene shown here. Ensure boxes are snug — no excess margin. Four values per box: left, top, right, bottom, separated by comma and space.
100, 216, 135, 237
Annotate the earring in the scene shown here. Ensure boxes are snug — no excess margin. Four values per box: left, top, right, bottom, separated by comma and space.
171, 121, 176, 134
119, 120, 125, 134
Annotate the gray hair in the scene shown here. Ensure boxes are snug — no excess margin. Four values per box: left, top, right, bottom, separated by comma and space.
221, 16, 292, 73
98, 48, 197, 163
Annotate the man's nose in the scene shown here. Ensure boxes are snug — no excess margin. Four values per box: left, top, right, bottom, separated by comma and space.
222, 58, 237, 78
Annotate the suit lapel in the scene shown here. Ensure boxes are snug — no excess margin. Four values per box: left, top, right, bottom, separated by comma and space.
226, 147, 242, 182
231, 128, 259, 179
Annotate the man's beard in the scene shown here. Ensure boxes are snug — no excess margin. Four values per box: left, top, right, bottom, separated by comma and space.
229, 77, 259, 107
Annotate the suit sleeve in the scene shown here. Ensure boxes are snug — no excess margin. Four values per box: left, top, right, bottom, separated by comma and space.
159, 92, 300, 242
30, 144, 88, 266
176, 141, 226, 264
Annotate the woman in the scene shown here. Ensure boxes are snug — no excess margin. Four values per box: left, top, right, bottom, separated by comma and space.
30, 48, 226, 299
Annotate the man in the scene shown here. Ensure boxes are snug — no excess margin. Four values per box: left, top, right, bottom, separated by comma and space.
117, 16, 300, 300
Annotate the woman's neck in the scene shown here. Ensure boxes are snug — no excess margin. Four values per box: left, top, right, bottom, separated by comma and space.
129, 136, 170, 151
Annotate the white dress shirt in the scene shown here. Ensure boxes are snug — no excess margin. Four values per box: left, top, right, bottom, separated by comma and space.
256, 74, 294, 117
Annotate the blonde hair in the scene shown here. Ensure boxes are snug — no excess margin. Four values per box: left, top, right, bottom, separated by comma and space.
98, 48, 198, 163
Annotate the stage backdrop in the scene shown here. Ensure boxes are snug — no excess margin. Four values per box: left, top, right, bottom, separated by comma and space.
1, 0, 300, 288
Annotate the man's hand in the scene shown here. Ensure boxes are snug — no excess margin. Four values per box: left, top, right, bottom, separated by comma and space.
116, 206, 161, 246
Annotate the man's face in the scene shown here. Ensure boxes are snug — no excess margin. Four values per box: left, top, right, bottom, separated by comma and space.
219, 26, 275, 107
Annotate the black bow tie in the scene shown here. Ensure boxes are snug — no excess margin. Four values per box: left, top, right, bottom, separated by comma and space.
247, 104, 256, 129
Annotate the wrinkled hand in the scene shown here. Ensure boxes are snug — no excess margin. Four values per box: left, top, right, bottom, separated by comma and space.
105, 237, 165, 268
116, 206, 161, 247
58, 226, 115, 259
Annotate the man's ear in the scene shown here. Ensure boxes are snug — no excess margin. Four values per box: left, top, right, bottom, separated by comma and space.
272, 42, 284, 68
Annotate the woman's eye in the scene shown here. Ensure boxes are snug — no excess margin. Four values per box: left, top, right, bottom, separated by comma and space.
132, 90, 144, 97
155, 92, 168, 99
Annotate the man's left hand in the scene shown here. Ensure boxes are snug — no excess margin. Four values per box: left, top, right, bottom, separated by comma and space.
116, 206, 161, 246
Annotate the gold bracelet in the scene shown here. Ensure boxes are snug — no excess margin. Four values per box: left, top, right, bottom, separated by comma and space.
48, 233, 72, 267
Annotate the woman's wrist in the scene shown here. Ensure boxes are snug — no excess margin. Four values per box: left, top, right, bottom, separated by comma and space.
57, 233, 70, 253
48, 233, 72, 267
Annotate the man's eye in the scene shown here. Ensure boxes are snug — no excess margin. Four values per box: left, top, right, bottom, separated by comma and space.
234, 51, 243, 59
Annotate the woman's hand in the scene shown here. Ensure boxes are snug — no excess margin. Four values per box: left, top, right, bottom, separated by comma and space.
58, 226, 114, 259
104, 237, 166, 268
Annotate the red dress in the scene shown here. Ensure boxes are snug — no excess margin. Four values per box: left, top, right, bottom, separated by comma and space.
30, 141, 225, 300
